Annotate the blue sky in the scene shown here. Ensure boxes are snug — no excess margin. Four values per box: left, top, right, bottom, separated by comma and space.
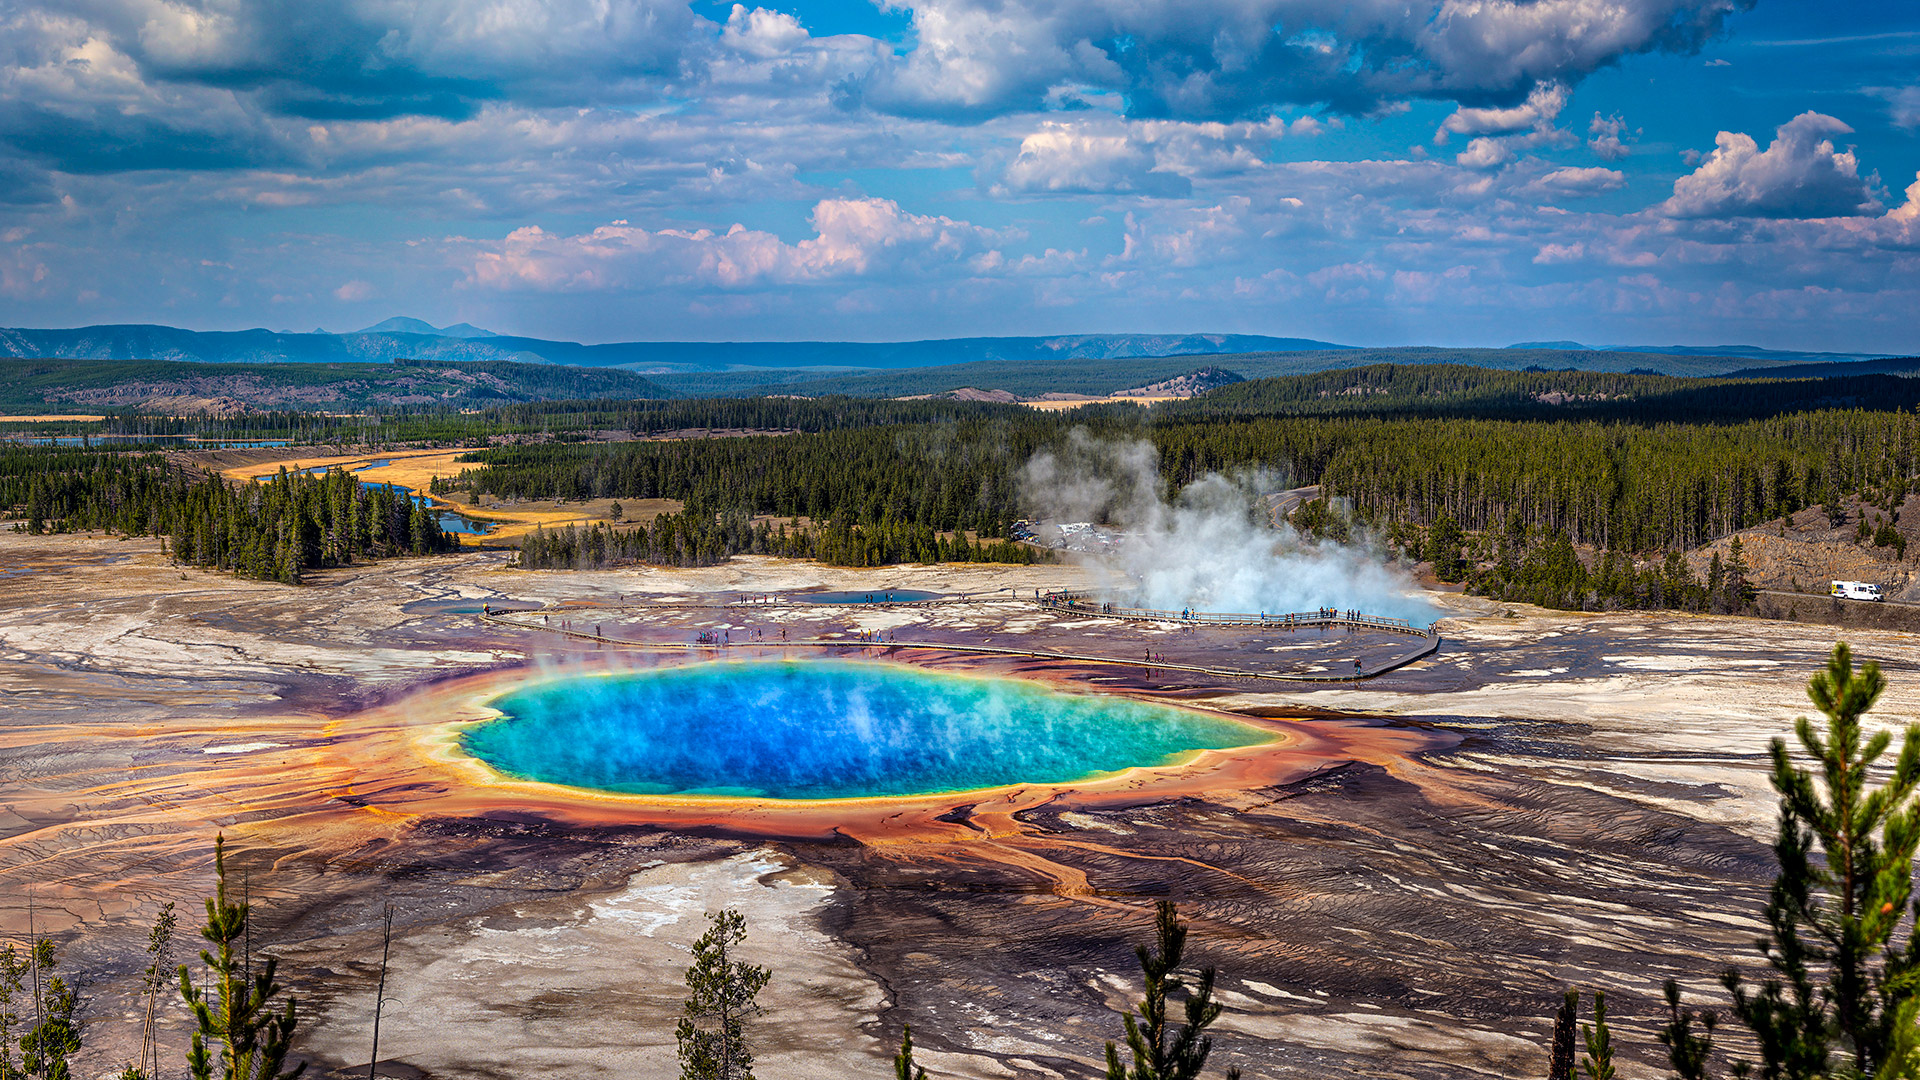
1, 0, 1916, 350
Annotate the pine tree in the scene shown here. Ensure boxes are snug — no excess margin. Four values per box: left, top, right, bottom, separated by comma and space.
894, 1025, 928, 1080
1, 931, 80, 1080
1666, 642, 1920, 1078
1104, 901, 1240, 1080
1656, 980, 1718, 1080
1580, 990, 1615, 1080
178, 836, 305, 1080
676, 910, 769, 1080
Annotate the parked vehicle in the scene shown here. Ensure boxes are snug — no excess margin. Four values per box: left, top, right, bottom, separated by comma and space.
1830, 580, 1885, 602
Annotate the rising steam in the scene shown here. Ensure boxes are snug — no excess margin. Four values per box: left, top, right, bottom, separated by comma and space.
1019, 431, 1436, 624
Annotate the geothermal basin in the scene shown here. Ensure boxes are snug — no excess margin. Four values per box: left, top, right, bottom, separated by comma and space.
460, 660, 1274, 800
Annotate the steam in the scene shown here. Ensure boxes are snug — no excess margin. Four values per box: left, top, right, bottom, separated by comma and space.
1020, 431, 1436, 625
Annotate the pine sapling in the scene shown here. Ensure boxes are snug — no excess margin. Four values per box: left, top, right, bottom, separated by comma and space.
1104, 900, 1241, 1080
1656, 980, 1719, 1080
894, 1024, 928, 1080
1580, 990, 1615, 1080
178, 836, 305, 1080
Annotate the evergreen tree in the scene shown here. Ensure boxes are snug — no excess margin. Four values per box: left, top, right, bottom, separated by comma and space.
1104, 901, 1240, 1080
1580, 990, 1615, 1080
1662, 643, 1920, 1078
178, 836, 305, 1080
1424, 517, 1465, 582
0, 932, 80, 1080
676, 910, 770, 1080
894, 1025, 928, 1080
1656, 980, 1718, 1080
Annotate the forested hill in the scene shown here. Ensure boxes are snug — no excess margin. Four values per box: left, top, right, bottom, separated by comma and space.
0, 357, 666, 414
1164, 364, 1920, 423
0, 324, 1344, 371
648, 346, 1810, 398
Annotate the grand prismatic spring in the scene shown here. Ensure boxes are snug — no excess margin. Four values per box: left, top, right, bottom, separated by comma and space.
460, 660, 1274, 800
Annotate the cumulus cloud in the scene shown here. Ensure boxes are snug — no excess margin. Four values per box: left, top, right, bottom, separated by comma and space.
857, 0, 1751, 121
1001, 128, 1189, 197
1661, 112, 1883, 220
1436, 83, 1568, 143
119, 0, 701, 119
1588, 112, 1632, 160
1525, 166, 1627, 198
1891, 173, 1920, 225
1455, 137, 1514, 170
997, 117, 1294, 195
465, 197, 1005, 292
721, 5, 810, 59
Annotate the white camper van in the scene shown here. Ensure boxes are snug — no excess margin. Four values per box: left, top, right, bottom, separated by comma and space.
1831, 580, 1884, 602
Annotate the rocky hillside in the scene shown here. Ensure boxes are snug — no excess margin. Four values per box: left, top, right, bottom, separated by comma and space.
1112, 365, 1246, 398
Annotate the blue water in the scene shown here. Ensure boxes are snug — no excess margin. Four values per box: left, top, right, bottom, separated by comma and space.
436, 511, 492, 535
462, 661, 1272, 800
804, 589, 940, 604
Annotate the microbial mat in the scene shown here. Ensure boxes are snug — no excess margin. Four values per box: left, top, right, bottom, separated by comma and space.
462, 660, 1272, 800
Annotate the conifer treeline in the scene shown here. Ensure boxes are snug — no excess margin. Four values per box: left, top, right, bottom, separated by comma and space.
1159, 362, 1920, 424
457, 407, 1920, 558
1, 447, 455, 582
458, 418, 1061, 541
516, 514, 1038, 570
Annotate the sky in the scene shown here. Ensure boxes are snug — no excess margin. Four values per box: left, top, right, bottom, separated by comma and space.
1, 0, 1917, 351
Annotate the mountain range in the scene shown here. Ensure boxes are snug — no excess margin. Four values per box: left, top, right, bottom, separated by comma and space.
0, 323, 1352, 373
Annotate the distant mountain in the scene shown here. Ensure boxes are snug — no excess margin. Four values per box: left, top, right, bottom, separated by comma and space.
1601, 344, 1900, 364
1508, 341, 1901, 365
0, 324, 1349, 372
358, 316, 498, 338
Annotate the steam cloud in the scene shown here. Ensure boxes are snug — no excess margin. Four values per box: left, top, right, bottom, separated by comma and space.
1020, 432, 1436, 624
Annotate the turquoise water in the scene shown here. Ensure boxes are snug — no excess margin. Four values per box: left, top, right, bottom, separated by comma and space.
804, 589, 940, 604
462, 661, 1272, 800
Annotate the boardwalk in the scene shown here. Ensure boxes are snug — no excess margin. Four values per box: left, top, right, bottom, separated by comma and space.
479, 594, 1443, 683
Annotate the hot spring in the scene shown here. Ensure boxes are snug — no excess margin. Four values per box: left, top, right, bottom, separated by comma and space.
460, 660, 1274, 801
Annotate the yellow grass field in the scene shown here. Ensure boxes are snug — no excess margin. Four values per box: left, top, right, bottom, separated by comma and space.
0, 414, 108, 422
221, 449, 683, 545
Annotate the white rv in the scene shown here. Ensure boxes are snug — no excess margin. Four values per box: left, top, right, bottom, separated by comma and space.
1830, 580, 1884, 602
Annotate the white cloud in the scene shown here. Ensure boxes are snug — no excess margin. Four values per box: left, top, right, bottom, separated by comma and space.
1873, 86, 1920, 130
1890, 173, 1920, 225
857, 0, 1747, 121
1455, 137, 1514, 170
1533, 241, 1585, 264
333, 279, 374, 301
465, 197, 1006, 292
1587, 113, 1631, 161
721, 5, 810, 58
1526, 166, 1627, 198
1436, 83, 1567, 143
1001, 126, 1186, 196
1660, 112, 1882, 220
